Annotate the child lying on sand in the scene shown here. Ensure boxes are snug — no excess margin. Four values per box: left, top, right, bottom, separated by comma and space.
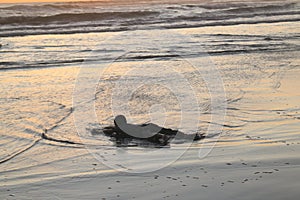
95, 115, 204, 146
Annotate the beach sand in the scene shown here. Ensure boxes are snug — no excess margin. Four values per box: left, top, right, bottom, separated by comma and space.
1, 21, 300, 199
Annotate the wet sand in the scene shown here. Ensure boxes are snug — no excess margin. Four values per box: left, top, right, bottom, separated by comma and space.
0, 22, 300, 199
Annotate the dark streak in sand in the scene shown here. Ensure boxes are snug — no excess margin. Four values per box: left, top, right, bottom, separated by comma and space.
41, 132, 82, 145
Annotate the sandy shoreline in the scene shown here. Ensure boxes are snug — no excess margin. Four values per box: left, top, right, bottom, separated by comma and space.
1, 21, 299, 199
1, 138, 299, 199
1, 56, 299, 200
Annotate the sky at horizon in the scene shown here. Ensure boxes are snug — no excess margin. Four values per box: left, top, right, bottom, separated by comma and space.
0, 0, 104, 4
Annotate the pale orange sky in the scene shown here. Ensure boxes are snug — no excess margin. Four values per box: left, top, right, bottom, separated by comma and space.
0, 0, 96, 3
0, 0, 201, 5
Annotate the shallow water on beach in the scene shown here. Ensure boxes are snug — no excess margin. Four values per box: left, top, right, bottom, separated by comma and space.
0, 0, 299, 38
0, 0, 299, 199
1, 22, 299, 170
